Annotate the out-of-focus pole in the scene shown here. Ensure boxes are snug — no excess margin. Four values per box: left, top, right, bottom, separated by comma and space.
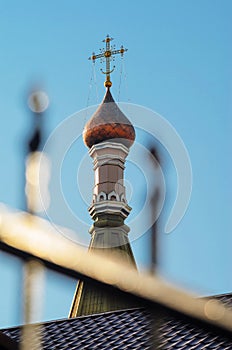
25, 89, 50, 215
149, 146, 162, 274
21, 260, 44, 350
21, 89, 49, 350
149, 146, 164, 348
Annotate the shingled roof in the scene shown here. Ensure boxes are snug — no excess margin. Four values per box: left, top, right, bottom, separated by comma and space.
2, 293, 232, 349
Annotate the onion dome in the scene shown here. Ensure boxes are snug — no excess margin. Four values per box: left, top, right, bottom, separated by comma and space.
83, 88, 135, 148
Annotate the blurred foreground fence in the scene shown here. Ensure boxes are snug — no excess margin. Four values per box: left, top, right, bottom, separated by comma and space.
0, 205, 232, 349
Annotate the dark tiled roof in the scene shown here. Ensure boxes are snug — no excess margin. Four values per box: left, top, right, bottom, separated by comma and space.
2, 309, 152, 350
213, 293, 232, 308
2, 294, 232, 349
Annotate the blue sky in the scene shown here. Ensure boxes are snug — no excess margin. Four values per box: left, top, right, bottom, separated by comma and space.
0, 0, 231, 327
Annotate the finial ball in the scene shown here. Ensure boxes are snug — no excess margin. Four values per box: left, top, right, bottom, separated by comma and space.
104, 80, 112, 88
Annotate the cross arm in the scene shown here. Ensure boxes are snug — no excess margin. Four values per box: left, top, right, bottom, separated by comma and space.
111, 47, 128, 56
88, 52, 105, 61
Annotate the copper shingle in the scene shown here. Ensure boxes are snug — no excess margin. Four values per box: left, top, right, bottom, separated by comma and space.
83, 88, 135, 148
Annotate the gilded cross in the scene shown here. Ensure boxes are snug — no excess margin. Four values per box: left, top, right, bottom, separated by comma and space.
89, 35, 128, 88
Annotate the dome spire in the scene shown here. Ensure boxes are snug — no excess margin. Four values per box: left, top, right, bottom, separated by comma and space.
88, 34, 128, 88
70, 36, 138, 318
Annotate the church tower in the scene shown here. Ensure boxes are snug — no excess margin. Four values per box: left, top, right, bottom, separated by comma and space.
69, 36, 137, 317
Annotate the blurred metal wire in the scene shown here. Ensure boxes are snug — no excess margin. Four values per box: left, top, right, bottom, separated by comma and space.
0, 206, 232, 343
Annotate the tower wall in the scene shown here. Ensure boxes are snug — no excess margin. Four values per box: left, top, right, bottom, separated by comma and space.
69, 87, 137, 318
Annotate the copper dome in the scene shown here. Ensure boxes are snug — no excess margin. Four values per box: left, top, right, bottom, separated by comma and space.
83, 88, 135, 148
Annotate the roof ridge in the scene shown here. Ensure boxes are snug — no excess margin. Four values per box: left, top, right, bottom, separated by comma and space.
1, 307, 144, 331
203, 292, 232, 298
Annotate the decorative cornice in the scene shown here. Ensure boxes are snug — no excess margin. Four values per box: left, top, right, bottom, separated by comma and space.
89, 142, 129, 169
89, 201, 131, 221
89, 141, 129, 154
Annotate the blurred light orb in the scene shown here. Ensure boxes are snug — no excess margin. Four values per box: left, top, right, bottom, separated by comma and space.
28, 91, 49, 113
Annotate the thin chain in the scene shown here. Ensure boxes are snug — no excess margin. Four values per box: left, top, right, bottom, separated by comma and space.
93, 62, 99, 103
86, 62, 94, 109
117, 57, 123, 102
122, 59, 131, 103
84, 62, 95, 128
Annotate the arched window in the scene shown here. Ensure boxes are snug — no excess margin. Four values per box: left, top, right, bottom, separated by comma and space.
108, 191, 119, 201
97, 192, 107, 202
